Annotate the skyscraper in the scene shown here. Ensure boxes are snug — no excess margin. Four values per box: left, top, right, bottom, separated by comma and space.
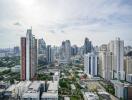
38, 38, 46, 55
46, 45, 52, 63
84, 52, 98, 78
84, 37, 92, 54
59, 40, 71, 64
21, 37, 26, 80
98, 45, 113, 81
108, 37, 125, 80
21, 29, 37, 80
65, 40, 71, 61
71, 45, 78, 56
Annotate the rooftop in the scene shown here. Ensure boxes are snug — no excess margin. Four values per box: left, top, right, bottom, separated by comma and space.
28, 81, 42, 91
64, 97, 70, 100
47, 81, 58, 92
84, 92, 99, 100
6, 84, 17, 91
16, 81, 31, 88
41, 92, 58, 98
54, 72, 59, 76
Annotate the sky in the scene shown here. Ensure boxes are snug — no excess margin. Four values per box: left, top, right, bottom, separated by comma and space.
0, 0, 132, 48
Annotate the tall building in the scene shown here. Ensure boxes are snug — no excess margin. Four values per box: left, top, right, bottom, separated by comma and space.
84, 37, 92, 54
21, 29, 37, 80
59, 40, 71, 64
108, 38, 125, 80
38, 38, 46, 55
124, 55, 132, 83
84, 52, 98, 78
124, 56, 132, 75
71, 45, 78, 56
51, 46, 59, 62
98, 44, 113, 80
65, 40, 71, 61
46, 45, 52, 63
14, 46, 20, 56
124, 46, 132, 55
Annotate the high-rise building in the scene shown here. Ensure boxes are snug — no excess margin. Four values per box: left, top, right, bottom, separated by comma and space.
71, 45, 78, 56
59, 40, 71, 64
98, 51, 113, 80
65, 40, 71, 61
14, 46, 20, 56
21, 29, 37, 80
21, 37, 26, 80
51, 46, 59, 62
124, 46, 132, 55
98, 44, 113, 80
84, 37, 92, 54
38, 38, 46, 55
108, 38, 125, 80
84, 52, 98, 78
46, 45, 52, 63
124, 55, 132, 83
124, 56, 132, 75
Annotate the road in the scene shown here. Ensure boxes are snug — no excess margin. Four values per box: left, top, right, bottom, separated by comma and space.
84, 80, 119, 100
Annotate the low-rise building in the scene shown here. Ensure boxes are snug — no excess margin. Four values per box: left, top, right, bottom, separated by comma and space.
97, 89, 111, 100
15, 81, 31, 98
11, 65, 20, 73
5, 84, 17, 98
0, 81, 9, 98
111, 80, 132, 100
53, 72, 59, 81
64, 97, 70, 100
126, 74, 132, 83
22, 81, 42, 100
41, 81, 58, 100
83, 92, 99, 100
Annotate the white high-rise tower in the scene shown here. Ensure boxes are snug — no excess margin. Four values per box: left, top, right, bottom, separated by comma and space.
109, 38, 125, 80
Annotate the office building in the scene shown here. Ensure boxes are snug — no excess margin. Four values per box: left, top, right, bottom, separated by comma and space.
71, 45, 78, 56
59, 40, 71, 64
46, 45, 52, 63
38, 38, 46, 55
65, 40, 71, 61
13, 46, 20, 56
84, 37, 92, 54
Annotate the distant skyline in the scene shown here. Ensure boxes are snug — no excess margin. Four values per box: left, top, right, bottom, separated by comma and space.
0, 0, 132, 48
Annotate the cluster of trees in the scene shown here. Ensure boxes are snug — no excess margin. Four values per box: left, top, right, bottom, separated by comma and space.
37, 74, 53, 80
0, 56, 20, 67
105, 84, 115, 95
59, 79, 71, 89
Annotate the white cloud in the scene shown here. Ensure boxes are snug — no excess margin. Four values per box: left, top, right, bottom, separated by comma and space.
0, 0, 132, 47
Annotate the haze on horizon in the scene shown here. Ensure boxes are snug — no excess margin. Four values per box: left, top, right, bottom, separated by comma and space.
0, 0, 132, 48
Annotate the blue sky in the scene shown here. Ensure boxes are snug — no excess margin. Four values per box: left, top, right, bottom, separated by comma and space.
0, 0, 132, 47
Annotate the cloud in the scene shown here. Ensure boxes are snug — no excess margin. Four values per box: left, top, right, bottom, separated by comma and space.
0, 0, 132, 47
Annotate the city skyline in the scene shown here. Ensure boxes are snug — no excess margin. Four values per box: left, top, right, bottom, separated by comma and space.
0, 0, 132, 48
1, 1, 132, 100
